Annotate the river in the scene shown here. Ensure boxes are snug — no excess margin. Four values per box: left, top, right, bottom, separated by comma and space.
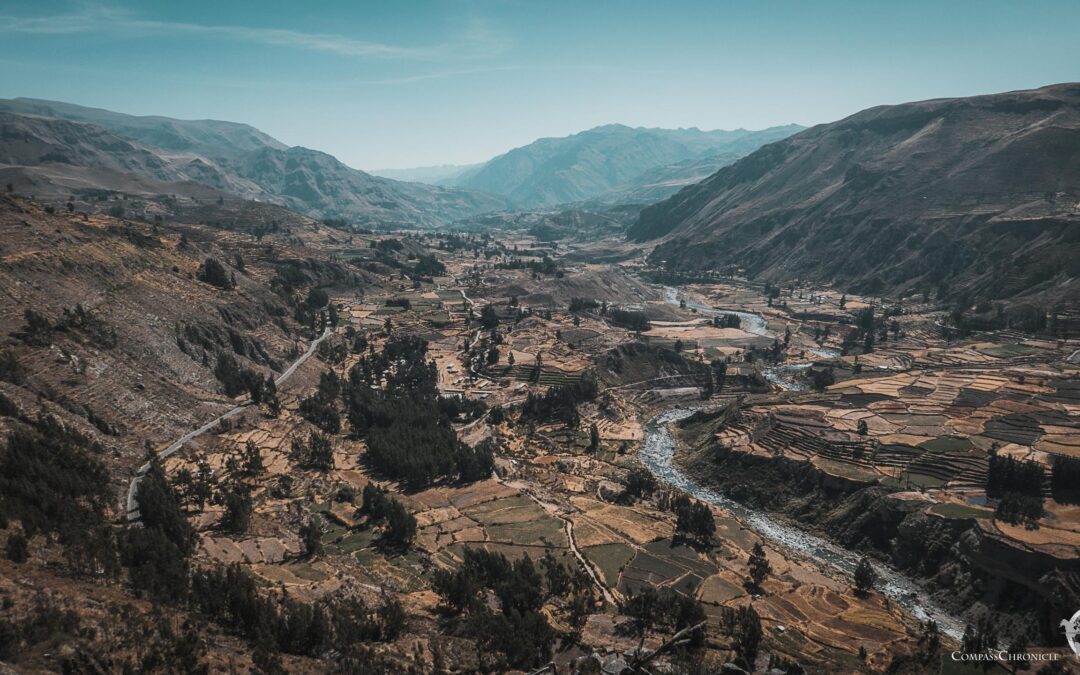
650, 285, 966, 639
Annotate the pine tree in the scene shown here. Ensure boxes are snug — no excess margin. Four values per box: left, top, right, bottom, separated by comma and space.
854, 557, 876, 596
746, 542, 771, 592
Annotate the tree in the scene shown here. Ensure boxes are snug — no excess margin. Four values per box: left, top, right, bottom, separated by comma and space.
719, 604, 762, 669
961, 614, 998, 672
300, 517, 322, 557
292, 432, 335, 471
220, 484, 253, 534
854, 557, 876, 596
588, 423, 601, 452
239, 440, 264, 477
746, 542, 771, 592
540, 551, 570, 597
198, 258, 233, 290
1051, 455, 1080, 504
479, 304, 499, 329
5, 531, 28, 563
262, 376, 281, 417
431, 549, 556, 668
713, 360, 728, 393
122, 459, 194, 600
672, 496, 715, 548
19, 310, 53, 346
857, 419, 869, 436
620, 468, 657, 503
811, 366, 835, 392
381, 500, 417, 550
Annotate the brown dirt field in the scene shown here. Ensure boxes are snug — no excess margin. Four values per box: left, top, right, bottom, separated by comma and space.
698, 573, 746, 604
570, 497, 673, 544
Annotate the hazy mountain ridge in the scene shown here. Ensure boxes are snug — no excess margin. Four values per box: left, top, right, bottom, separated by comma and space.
369, 163, 481, 185
631, 84, 1080, 303
0, 98, 507, 228
0, 97, 288, 160
449, 123, 804, 207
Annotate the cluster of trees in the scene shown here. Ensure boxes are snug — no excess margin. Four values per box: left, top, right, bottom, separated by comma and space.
412, 254, 445, 277
607, 308, 651, 333
122, 459, 197, 600
718, 604, 763, 670
712, 313, 742, 329
667, 494, 715, 548
134, 452, 405, 668
344, 336, 494, 487
298, 371, 342, 433
1051, 455, 1080, 504
0, 412, 117, 575
619, 587, 706, 650
213, 352, 261, 398
617, 468, 659, 504
0, 391, 406, 669
493, 255, 559, 276
478, 303, 500, 329
359, 484, 417, 550
291, 431, 336, 472
569, 297, 606, 314
708, 359, 729, 398
0, 348, 25, 384
519, 377, 599, 427
56, 303, 117, 348
461, 329, 502, 377
198, 257, 234, 290
294, 287, 330, 331
248, 374, 280, 417
18, 309, 56, 346
988, 453, 1045, 498
811, 366, 836, 392
437, 394, 488, 423
189, 564, 406, 665
987, 454, 1044, 527
432, 548, 593, 669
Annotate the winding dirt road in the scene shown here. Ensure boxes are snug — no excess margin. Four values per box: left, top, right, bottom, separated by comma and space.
125, 325, 333, 520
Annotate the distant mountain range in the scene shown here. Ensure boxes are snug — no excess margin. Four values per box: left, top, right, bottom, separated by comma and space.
631, 83, 1080, 303
369, 163, 481, 185
0, 98, 803, 224
0, 98, 507, 228
433, 123, 804, 208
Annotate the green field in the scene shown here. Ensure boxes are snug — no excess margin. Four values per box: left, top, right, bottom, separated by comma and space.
919, 436, 974, 453
901, 471, 947, 489
929, 503, 992, 520
977, 343, 1048, 358
582, 543, 636, 587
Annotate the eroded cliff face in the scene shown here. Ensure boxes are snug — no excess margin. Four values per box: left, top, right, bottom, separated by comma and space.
679, 441, 1080, 645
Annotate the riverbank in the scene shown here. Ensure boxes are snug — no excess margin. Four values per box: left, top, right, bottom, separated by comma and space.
638, 406, 970, 642
667, 408, 1080, 647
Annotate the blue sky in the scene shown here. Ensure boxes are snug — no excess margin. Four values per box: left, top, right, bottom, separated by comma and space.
1, 0, 1078, 169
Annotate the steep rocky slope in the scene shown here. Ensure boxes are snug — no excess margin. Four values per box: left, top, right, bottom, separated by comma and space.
631, 84, 1080, 304
0, 194, 365, 474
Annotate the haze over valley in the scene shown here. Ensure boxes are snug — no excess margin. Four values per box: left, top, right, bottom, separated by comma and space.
1, 2, 1078, 673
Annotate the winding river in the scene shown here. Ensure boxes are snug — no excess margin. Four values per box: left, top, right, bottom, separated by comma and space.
648, 286, 966, 639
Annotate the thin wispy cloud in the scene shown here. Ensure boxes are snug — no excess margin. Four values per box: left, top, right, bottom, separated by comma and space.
0, 3, 509, 61
349, 63, 668, 86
